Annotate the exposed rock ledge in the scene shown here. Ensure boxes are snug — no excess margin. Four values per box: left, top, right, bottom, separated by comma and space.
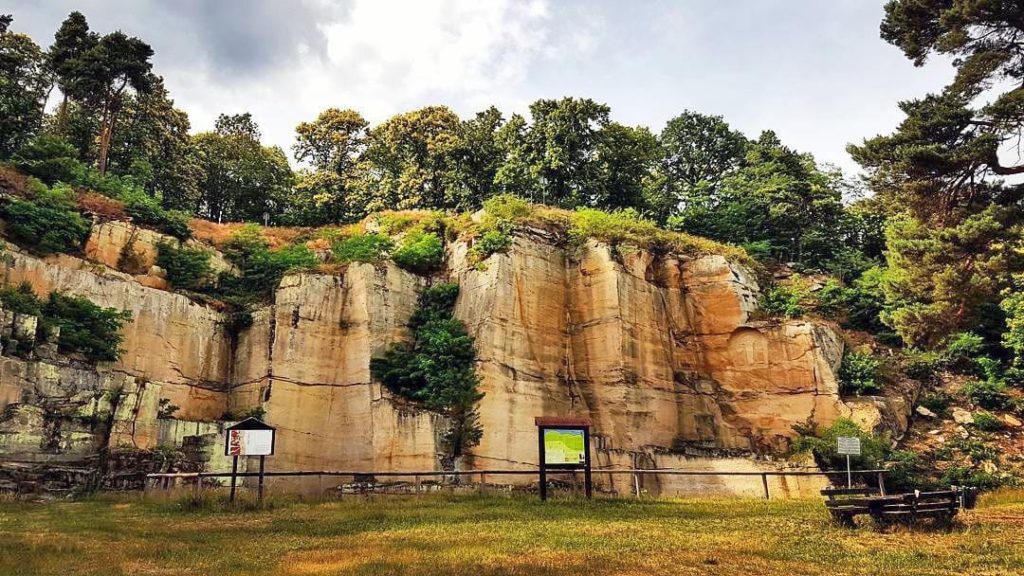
0, 224, 853, 496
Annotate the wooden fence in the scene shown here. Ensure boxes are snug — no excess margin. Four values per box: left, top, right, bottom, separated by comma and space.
145, 468, 890, 500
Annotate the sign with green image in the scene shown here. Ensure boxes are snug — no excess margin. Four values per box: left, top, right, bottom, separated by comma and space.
543, 428, 586, 466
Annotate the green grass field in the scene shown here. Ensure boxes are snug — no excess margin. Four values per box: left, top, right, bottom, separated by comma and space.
2, 491, 1023, 576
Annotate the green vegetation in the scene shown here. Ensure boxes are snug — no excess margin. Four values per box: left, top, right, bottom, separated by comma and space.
0, 281, 130, 362
0, 281, 42, 315
917, 391, 951, 416
371, 283, 483, 462
792, 418, 919, 492
218, 225, 318, 302
42, 292, 132, 362
837, 351, 882, 396
962, 379, 1011, 412
13, 135, 192, 239
156, 242, 212, 290
3, 493, 1024, 576
972, 411, 1003, 432
331, 233, 393, 263
0, 180, 89, 254
758, 284, 809, 319
469, 228, 512, 264
391, 231, 445, 274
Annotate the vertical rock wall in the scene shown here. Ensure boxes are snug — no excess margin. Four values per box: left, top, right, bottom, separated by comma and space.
0, 225, 849, 496
451, 236, 846, 475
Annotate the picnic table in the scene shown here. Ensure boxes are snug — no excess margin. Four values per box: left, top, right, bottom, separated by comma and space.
822, 486, 963, 527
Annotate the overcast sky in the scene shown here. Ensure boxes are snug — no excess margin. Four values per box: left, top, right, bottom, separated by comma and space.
6, 0, 954, 173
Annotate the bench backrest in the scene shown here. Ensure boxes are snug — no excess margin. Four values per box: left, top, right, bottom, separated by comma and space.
821, 486, 878, 499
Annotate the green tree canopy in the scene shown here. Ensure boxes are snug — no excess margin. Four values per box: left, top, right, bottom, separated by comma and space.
293, 107, 368, 174
362, 105, 469, 211
0, 15, 49, 156
192, 113, 293, 223
849, 0, 1024, 348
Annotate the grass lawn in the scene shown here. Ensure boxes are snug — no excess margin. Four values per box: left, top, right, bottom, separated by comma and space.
1, 491, 1023, 576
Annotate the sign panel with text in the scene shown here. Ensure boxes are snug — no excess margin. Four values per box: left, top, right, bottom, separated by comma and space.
224, 418, 276, 457
226, 428, 274, 456
837, 436, 861, 456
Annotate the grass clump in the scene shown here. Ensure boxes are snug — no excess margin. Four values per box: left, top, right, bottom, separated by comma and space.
0, 181, 90, 255
838, 350, 883, 396
972, 411, 1004, 432
157, 242, 213, 290
372, 210, 446, 236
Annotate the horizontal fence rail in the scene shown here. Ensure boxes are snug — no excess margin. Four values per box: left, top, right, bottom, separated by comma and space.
145, 468, 890, 500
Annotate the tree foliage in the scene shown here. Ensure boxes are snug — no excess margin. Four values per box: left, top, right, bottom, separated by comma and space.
849, 0, 1024, 352
371, 283, 483, 461
0, 15, 48, 157
192, 113, 294, 222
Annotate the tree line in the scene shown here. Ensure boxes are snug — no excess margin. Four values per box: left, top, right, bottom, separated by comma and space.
0, 12, 875, 269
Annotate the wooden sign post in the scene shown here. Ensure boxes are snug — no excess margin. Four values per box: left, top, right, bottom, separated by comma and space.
535, 417, 592, 501
224, 418, 276, 503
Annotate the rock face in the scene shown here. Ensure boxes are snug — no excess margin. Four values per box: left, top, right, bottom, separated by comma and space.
451, 236, 845, 473
0, 226, 849, 496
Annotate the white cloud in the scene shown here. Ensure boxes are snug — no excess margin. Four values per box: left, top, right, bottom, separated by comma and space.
163, 0, 564, 156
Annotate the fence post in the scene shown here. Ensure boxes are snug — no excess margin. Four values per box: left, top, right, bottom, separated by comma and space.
877, 471, 886, 496
761, 473, 770, 500
479, 472, 485, 495
414, 474, 420, 494
192, 475, 200, 499
633, 472, 641, 498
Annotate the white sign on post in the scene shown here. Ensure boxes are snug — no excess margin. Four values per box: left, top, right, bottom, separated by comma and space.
837, 436, 861, 456
226, 428, 274, 456
836, 436, 861, 488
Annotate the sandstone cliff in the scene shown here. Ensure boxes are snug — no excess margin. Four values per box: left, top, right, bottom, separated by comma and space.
0, 219, 852, 496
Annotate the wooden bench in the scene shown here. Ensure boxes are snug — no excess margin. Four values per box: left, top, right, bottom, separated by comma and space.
872, 490, 960, 527
822, 486, 882, 526
822, 487, 962, 528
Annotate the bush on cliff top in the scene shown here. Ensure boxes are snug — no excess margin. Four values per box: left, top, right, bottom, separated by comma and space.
218, 224, 318, 302
157, 242, 214, 290
0, 181, 90, 255
331, 233, 393, 263
391, 231, 445, 273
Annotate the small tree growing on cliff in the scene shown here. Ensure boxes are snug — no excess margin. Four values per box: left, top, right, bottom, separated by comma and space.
371, 283, 484, 465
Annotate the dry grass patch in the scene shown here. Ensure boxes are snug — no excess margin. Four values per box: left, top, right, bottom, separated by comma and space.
1, 494, 1023, 576
189, 219, 312, 249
